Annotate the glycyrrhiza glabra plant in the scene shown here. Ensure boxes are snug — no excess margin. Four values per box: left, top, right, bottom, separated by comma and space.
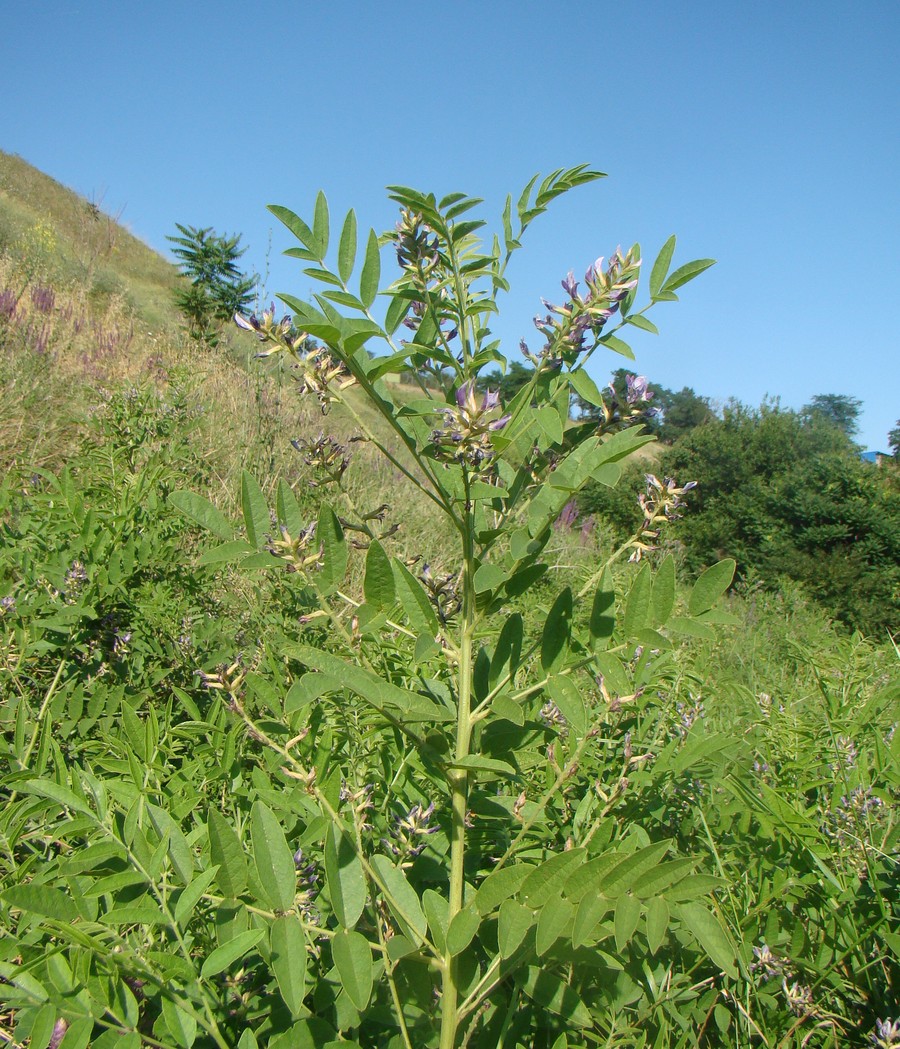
185, 167, 734, 1048
40, 166, 733, 1049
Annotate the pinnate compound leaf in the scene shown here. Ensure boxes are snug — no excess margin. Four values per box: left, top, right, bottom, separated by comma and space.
201, 928, 265, 978
332, 930, 374, 1011
208, 809, 247, 898
270, 916, 308, 1016
688, 558, 736, 615
168, 491, 233, 540
676, 902, 739, 978
251, 801, 296, 912
325, 824, 366, 930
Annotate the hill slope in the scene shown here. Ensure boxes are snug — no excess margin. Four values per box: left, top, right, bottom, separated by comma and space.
0, 149, 178, 327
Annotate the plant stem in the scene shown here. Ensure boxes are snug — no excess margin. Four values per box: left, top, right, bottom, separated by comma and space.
439, 474, 477, 1049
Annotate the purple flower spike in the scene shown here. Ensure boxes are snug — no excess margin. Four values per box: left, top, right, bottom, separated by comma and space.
481, 389, 500, 412
561, 271, 579, 298
626, 374, 652, 404
456, 380, 474, 408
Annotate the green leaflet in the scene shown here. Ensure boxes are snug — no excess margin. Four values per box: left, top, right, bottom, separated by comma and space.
288, 646, 450, 723
325, 823, 366, 930
521, 966, 591, 1027
446, 904, 480, 955
241, 471, 270, 550
645, 897, 670, 955
623, 562, 652, 637
541, 587, 573, 672
168, 490, 234, 540
498, 899, 533, 958
688, 558, 736, 615
200, 928, 265, 978
250, 801, 296, 912
208, 809, 247, 899
332, 929, 374, 1011
371, 856, 428, 946
363, 540, 395, 610
676, 902, 739, 978
614, 894, 641, 952
316, 505, 347, 594
1, 885, 77, 922
270, 916, 308, 1016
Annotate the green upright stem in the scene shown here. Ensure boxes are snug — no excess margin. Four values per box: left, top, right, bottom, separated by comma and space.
440, 480, 477, 1049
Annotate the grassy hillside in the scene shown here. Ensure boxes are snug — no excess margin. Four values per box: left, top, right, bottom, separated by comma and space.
0, 149, 178, 328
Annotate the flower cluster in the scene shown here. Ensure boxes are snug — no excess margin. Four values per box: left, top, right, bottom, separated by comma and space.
383, 801, 438, 867
432, 382, 511, 470
292, 434, 350, 488
629, 474, 697, 562
529, 247, 641, 363
291, 848, 321, 921
235, 305, 300, 354
266, 522, 322, 575
394, 210, 440, 278
419, 563, 461, 626
750, 944, 816, 1018
871, 1019, 900, 1048
585, 373, 655, 434
235, 309, 354, 412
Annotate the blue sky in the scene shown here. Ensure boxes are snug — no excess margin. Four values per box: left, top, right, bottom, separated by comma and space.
3, 0, 898, 449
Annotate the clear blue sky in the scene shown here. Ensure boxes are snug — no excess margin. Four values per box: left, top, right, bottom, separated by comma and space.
4, 0, 898, 450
